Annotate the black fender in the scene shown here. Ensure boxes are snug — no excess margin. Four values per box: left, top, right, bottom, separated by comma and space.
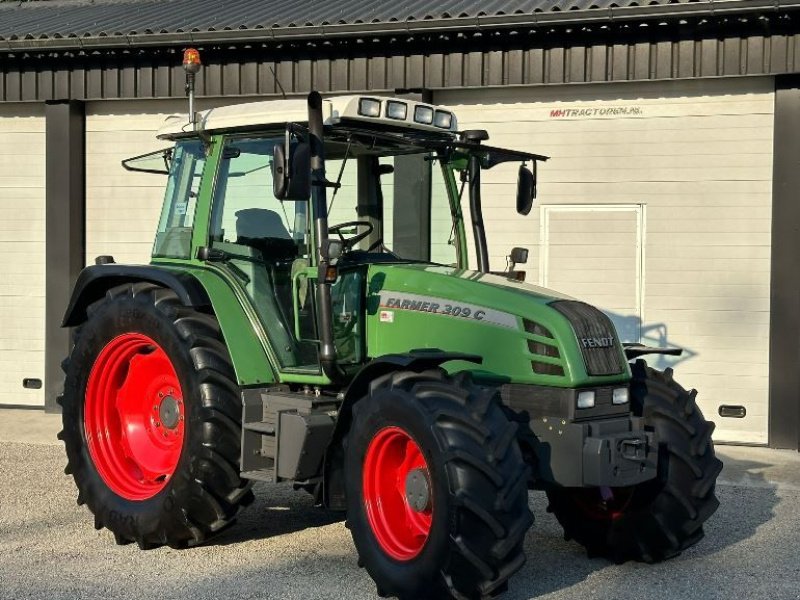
323, 349, 482, 509
62, 264, 211, 327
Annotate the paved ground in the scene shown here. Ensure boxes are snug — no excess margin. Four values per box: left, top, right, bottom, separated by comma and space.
1, 409, 799, 600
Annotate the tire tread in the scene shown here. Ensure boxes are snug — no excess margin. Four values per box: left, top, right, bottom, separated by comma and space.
347, 369, 532, 600
59, 284, 254, 549
546, 359, 721, 564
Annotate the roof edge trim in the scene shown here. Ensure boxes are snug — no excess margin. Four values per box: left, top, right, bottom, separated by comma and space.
1, 0, 798, 53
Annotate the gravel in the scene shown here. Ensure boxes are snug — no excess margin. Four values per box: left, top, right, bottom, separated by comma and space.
1, 442, 798, 600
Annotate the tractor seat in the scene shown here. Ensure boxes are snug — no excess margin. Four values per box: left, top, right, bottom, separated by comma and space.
235, 207, 298, 261
236, 236, 299, 262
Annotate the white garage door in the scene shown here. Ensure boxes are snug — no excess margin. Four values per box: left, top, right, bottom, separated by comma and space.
438, 78, 774, 444
541, 204, 644, 343
0, 104, 45, 407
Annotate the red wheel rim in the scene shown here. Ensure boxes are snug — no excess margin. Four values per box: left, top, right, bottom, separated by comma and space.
362, 426, 433, 561
83, 333, 185, 501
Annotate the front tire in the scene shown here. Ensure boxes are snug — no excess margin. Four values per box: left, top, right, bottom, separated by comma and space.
59, 283, 254, 549
344, 369, 533, 599
547, 360, 723, 563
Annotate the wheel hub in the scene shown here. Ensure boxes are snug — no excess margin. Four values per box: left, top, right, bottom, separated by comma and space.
159, 394, 181, 430
405, 468, 431, 513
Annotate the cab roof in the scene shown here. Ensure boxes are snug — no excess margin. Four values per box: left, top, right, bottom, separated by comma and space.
157, 95, 459, 140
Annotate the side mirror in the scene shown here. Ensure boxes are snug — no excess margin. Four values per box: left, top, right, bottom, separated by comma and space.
506, 246, 529, 281
509, 247, 528, 266
516, 164, 536, 216
273, 138, 310, 201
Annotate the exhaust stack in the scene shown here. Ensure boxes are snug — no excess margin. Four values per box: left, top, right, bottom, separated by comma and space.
307, 91, 345, 383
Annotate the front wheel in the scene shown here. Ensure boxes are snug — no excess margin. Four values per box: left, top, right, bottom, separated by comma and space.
344, 369, 533, 600
547, 360, 723, 563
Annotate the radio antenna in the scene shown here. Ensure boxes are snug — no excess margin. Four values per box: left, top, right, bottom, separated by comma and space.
269, 65, 287, 99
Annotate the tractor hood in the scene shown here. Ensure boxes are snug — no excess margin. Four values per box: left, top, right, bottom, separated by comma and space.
369, 262, 573, 310
364, 263, 630, 388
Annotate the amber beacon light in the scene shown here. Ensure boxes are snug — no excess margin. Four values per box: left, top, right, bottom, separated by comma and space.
182, 48, 202, 73
183, 48, 202, 128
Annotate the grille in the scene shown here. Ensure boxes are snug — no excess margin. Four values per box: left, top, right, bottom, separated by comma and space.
531, 361, 565, 377
523, 319, 554, 338
550, 300, 625, 376
528, 340, 560, 358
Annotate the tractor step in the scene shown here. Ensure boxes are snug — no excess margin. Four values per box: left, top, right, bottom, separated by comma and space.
243, 421, 276, 435
240, 470, 275, 483
240, 387, 340, 481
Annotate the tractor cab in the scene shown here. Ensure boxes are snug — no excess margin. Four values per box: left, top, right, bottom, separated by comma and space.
129, 93, 547, 382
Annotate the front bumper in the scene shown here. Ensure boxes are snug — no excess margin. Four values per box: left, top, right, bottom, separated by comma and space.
500, 384, 658, 488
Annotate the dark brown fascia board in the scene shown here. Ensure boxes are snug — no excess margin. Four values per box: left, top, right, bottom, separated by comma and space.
2, 0, 799, 53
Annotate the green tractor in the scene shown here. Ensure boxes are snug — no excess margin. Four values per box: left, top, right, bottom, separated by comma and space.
58, 50, 722, 600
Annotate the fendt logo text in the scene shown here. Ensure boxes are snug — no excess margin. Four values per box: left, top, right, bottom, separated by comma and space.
581, 336, 614, 349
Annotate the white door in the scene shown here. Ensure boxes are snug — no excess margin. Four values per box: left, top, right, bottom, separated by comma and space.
438, 78, 774, 444
0, 104, 45, 407
540, 204, 644, 343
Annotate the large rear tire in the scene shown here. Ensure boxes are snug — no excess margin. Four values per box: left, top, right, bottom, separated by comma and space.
59, 283, 254, 549
546, 360, 723, 563
344, 369, 533, 600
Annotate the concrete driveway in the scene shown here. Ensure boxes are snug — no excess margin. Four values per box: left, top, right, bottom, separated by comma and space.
1, 409, 798, 600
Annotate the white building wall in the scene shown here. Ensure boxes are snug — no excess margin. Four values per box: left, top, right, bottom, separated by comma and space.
85, 99, 186, 266
438, 77, 774, 444
0, 104, 45, 406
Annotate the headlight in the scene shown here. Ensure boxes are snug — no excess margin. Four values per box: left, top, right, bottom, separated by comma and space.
612, 387, 630, 405
577, 390, 596, 409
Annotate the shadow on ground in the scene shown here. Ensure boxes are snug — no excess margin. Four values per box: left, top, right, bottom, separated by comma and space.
213, 481, 344, 545
0, 442, 788, 600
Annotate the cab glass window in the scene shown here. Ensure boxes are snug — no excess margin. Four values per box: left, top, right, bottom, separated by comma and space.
325, 152, 459, 266
209, 137, 308, 252
152, 141, 206, 259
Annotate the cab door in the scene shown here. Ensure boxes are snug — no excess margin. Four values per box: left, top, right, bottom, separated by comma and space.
207, 134, 320, 373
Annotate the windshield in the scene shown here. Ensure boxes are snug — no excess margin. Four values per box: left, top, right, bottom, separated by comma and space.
318, 126, 543, 272
320, 130, 463, 267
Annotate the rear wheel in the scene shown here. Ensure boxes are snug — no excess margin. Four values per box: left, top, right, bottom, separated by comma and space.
344, 369, 533, 599
546, 360, 723, 563
59, 282, 254, 549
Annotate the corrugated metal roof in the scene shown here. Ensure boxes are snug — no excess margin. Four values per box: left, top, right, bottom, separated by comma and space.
0, 0, 784, 47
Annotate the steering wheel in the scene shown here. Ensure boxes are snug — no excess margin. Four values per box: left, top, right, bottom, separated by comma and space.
328, 221, 374, 251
